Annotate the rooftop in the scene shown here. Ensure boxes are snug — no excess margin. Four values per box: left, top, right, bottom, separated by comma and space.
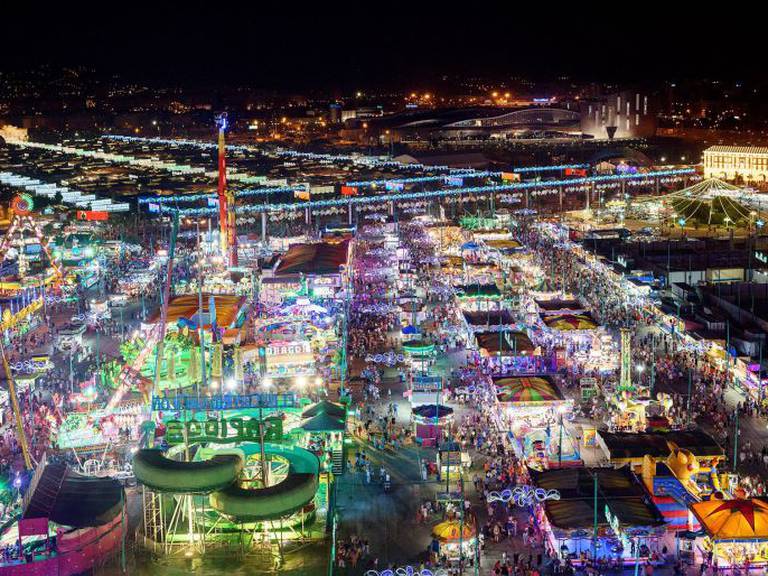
704, 146, 768, 156
531, 466, 665, 531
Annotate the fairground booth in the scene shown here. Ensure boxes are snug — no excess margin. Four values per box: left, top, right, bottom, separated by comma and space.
412, 404, 454, 448
493, 375, 578, 468
430, 520, 477, 562
130, 293, 248, 392
474, 330, 553, 374
690, 498, 768, 569
529, 294, 586, 324
462, 309, 515, 334
596, 429, 725, 472
406, 372, 444, 407
294, 400, 347, 475
263, 239, 350, 301
536, 294, 600, 349
482, 238, 522, 256
455, 283, 503, 312
0, 461, 126, 576
402, 339, 437, 374
532, 467, 667, 566
436, 440, 470, 492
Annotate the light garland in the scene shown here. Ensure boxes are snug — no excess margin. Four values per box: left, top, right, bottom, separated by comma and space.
513, 163, 589, 173
364, 352, 406, 366
157, 168, 697, 216
346, 172, 496, 188
364, 568, 447, 576
10, 359, 52, 373
138, 184, 309, 205
487, 486, 561, 506
104, 134, 469, 174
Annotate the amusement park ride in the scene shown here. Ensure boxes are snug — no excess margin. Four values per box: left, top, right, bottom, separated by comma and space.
0, 194, 65, 471
216, 112, 238, 268
108, 115, 241, 409
100, 117, 329, 563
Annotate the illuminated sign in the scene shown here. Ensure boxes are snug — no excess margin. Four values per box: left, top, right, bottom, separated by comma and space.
165, 415, 283, 444
412, 374, 442, 392
151, 392, 298, 412
76, 210, 109, 221
11, 194, 34, 215
756, 251, 768, 265
605, 504, 621, 535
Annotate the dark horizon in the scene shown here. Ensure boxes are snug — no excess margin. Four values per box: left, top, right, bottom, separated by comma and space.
3, 3, 767, 89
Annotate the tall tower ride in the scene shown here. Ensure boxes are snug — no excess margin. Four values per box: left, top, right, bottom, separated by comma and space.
215, 113, 237, 267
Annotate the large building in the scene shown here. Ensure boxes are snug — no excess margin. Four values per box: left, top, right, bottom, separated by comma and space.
366, 106, 583, 142
703, 145, 768, 182
365, 91, 656, 143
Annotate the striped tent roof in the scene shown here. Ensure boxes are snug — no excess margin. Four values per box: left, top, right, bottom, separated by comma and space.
275, 240, 349, 275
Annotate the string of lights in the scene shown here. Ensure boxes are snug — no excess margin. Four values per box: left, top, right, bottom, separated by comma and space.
157, 168, 696, 216
103, 134, 481, 174
137, 185, 308, 205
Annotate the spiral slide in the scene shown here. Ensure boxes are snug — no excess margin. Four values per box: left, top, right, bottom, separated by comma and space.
208, 444, 319, 521
132, 449, 244, 494
133, 443, 320, 521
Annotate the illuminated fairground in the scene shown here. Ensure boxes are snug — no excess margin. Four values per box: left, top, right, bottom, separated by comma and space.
3, 120, 768, 576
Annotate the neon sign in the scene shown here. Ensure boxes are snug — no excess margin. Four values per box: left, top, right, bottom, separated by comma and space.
165, 415, 283, 444
11, 193, 34, 215
151, 392, 298, 412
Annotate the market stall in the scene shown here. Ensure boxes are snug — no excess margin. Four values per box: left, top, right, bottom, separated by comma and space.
532, 467, 667, 565
412, 404, 454, 448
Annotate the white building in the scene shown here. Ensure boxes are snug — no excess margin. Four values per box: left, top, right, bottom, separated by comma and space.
703, 146, 768, 182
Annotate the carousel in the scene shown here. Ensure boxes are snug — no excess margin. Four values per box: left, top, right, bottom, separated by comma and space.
690, 498, 768, 569
430, 520, 477, 562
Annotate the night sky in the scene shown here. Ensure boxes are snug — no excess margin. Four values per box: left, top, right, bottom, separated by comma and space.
3, 2, 766, 87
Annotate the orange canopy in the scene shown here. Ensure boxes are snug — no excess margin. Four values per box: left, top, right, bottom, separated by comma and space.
691, 498, 768, 541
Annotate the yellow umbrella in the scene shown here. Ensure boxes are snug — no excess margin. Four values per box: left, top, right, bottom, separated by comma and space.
432, 520, 475, 542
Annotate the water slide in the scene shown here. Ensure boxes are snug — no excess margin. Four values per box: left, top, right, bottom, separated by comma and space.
132, 443, 319, 521
132, 449, 243, 494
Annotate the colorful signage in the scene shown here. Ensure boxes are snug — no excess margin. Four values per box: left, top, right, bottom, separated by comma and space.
76, 210, 109, 221
151, 392, 298, 412
412, 374, 443, 392
165, 415, 283, 444
11, 194, 34, 215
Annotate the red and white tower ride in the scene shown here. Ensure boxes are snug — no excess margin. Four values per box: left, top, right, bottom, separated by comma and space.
215, 112, 237, 267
